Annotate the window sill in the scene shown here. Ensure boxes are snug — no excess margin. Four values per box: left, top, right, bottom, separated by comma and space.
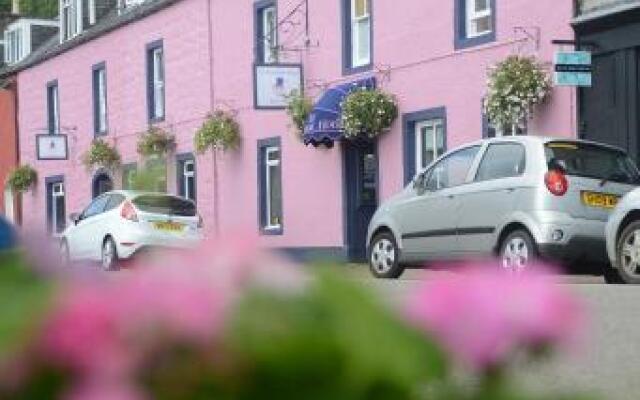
454, 31, 496, 50
94, 130, 108, 137
342, 62, 373, 76
261, 226, 283, 236
148, 116, 165, 124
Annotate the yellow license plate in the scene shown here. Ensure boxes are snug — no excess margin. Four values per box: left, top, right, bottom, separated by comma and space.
580, 191, 620, 209
153, 221, 185, 232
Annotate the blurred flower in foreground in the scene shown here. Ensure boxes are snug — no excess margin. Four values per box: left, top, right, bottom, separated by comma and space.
405, 264, 585, 371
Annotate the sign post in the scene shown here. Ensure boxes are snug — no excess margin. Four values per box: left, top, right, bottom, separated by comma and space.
554, 51, 592, 87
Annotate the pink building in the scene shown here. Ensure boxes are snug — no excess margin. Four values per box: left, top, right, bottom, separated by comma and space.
2, 0, 576, 261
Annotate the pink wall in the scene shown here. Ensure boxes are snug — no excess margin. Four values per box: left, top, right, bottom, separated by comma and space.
17, 0, 576, 249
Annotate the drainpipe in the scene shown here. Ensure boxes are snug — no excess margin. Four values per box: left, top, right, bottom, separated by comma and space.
206, 0, 220, 235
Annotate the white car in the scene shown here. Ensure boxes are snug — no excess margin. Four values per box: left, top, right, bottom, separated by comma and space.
605, 189, 640, 284
60, 191, 203, 270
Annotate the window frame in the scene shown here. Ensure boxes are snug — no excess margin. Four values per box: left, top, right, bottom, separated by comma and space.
60, 0, 83, 42
257, 137, 283, 235
341, 0, 373, 75
402, 107, 448, 185
46, 80, 60, 135
454, 0, 496, 50
45, 175, 65, 235
176, 153, 197, 202
474, 142, 527, 182
92, 62, 108, 136
146, 39, 165, 123
414, 118, 446, 176
254, 0, 278, 64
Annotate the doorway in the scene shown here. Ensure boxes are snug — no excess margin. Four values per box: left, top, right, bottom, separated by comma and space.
92, 171, 114, 198
343, 139, 379, 262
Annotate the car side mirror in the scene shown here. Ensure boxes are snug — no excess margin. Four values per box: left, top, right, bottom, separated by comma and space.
412, 173, 425, 190
69, 213, 80, 225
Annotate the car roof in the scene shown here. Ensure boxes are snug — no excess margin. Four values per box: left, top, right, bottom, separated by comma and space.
100, 190, 190, 200
469, 135, 628, 153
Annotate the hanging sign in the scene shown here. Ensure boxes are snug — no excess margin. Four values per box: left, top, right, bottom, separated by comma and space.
254, 64, 303, 109
554, 51, 592, 87
36, 134, 68, 160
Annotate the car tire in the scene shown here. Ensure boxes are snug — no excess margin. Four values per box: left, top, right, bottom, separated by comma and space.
499, 229, 538, 273
101, 237, 120, 272
60, 239, 70, 266
613, 221, 640, 285
368, 232, 404, 279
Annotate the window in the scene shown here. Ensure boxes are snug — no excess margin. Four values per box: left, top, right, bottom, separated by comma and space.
483, 112, 527, 138
146, 41, 165, 121
93, 63, 108, 135
475, 143, 526, 182
61, 0, 83, 42
177, 155, 196, 202
343, 0, 372, 73
105, 194, 126, 212
122, 164, 138, 190
118, 0, 147, 14
415, 119, 445, 173
258, 138, 283, 234
81, 195, 109, 220
5, 24, 25, 64
424, 146, 481, 191
47, 81, 60, 134
46, 178, 65, 234
455, 0, 495, 49
255, 1, 278, 64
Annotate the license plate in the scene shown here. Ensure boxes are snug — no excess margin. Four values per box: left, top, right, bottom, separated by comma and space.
153, 221, 185, 232
580, 191, 620, 209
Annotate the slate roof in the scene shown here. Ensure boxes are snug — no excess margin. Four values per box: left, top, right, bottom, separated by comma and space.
0, 0, 182, 78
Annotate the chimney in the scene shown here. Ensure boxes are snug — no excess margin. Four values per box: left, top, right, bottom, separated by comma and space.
11, 0, 19, 15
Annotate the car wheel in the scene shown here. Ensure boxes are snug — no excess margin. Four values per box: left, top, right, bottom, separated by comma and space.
101, 237, 119, 272
60, 239, 70, 266
369, 232, 404, 279
499, 230, 538, 273
614, 221, 640, 284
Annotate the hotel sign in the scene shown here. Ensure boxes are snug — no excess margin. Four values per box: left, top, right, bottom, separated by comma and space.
554, 51, 592, 87
254, 64, 303, 109
36, 134, 68, 160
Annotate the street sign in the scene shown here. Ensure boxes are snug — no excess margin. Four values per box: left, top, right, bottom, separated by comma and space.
36, 134, 68, 160
554, 51, 592, 87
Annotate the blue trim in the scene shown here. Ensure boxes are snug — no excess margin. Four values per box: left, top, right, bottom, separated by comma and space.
257, 137, 283, 236
121, 162, 138, 190
277, 247, 348, 263
402, 106, 448, 185
91, 168, 114, 199
45, 175, 64, 234
175, 152, 196, 202
92, 62, 108, 136
145, 39, 164, 123
46, 79, 58, 134
253, 0, 277, 64
454, 0, 496, 50
341, 0, 373, 75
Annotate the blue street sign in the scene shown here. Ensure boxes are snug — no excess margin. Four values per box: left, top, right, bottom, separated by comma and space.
554, 51, 592, 87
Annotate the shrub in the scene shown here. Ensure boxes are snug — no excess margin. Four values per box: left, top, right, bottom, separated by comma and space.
82, 139, 121, 171
286, 90, 313, 138
7, 165, 37, 193
136, 127, 175, 158
194, 111, 241, 154
341, 88, 398, 139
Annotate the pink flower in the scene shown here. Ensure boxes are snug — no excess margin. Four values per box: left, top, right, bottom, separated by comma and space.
64, 379, 146, 400
405, 265, 584, 370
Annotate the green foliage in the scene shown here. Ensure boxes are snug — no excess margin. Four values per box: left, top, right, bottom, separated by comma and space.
341, 89, 398, 140
7, 165, 37, 193
286, 90, 313, 138
484, 55, 552, 131
194, 111, 241, 154
82, 139, 121, 171
130, 163, 168, 193
137, 127, 175, 158
19, 0, 58, 18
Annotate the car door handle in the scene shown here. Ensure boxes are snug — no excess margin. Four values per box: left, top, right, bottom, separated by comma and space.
448, 194, 455, 200
505, 188, 516, 193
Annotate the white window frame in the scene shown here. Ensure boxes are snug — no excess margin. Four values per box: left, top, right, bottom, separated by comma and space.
264, 146, 281, 230
415, 119, 445, 173
95, 67, 107, 133
51, 182, 65, 235
88, 0, 96, 25
60, 0, 83, 42
350, 0, 371, 68
261, 5, 278, 64
465, 0, 492, 38
118, 0, 146, 14
183, 160, 195, 201
151, 46, 165, 120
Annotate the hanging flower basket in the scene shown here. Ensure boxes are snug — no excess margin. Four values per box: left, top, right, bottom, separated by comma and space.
137, 127, 176, 158
286, 90, 313, 140
484, 55, 552, 132
82, 139, 121, 171
341, 88, 398, 140
194, 110, 241, 154
7, 165, 37, 193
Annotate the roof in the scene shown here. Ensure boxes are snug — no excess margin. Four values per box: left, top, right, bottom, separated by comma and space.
0, 0, 182, 78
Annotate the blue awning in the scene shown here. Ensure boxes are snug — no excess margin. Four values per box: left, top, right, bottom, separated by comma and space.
303, 76, 376, 147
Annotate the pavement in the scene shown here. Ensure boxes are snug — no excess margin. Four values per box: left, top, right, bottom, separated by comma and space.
349, 265, 640, 400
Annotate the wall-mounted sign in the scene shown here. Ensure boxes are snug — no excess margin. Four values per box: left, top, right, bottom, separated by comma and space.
254, 64, 303, 109
36, 134, 68, 160
554, 51, 592, 87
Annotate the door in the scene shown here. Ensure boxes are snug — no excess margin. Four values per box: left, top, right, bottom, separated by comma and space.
395, 145, 482, 260
93, 172, 113, 198
344, 140, 379, 262
71, 194, 110, 259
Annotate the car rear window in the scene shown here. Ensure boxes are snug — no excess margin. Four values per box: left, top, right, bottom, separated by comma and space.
133, 195, 196, 217
545, 141, 640, 184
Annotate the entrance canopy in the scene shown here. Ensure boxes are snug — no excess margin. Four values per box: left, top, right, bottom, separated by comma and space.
303, 76, 376, 147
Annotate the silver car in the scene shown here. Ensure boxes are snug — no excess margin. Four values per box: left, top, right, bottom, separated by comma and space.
605, 189, 640, 284
367, 136, 640, 279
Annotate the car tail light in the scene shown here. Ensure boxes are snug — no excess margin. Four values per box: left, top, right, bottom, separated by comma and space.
197, 214, 204, 229
121, 201, 139, 222
545, 170, 568, 196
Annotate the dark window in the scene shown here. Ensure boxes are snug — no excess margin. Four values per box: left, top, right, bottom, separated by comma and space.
104, 194, 126, 212
403, 107, 447, 185
424, 146, 481, 191
133, 195, 196, 217
46, 178, 65, 234
254, 0, 278, 64
342, 0, 372, 74
177, 155, 196, 202
475, 143, 526, 182
81, 195, 110, 219
455, 0, 496, 50
92, 63, 108, 135
146, 40, 165, 122
258, 137, 283, 234
46, 81, 60, 134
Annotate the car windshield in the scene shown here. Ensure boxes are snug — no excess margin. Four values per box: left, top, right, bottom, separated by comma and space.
133, 195, 197, 217
545, 141, 640, 184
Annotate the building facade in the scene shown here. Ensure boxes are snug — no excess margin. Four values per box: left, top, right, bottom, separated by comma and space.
6, 0, 576, 260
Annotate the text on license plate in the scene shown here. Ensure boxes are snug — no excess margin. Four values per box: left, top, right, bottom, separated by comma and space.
153, 221, 185, 232
580, 191, 620, 209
